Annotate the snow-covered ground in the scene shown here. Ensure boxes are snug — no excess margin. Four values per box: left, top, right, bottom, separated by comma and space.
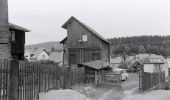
39, 86, 170, 100
124, 89, 170, 100
39, 89, 91, 100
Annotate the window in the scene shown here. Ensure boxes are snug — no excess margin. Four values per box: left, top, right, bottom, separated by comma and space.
30, 54, 35, 57
42, 55, 45, 58
10, 31, 15, 41
82, 34, 88, 41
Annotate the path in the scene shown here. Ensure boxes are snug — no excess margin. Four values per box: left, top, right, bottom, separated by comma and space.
92, 73, 139, 100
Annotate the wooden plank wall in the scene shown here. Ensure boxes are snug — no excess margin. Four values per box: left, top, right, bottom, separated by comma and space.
0, 59, 85, 100
0, 0, 11, 58
139, 71, 165, 92
69, 49, 101, 64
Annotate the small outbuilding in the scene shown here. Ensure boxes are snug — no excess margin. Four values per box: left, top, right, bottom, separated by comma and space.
139, 58, 169, 91
78, 60, 111, 84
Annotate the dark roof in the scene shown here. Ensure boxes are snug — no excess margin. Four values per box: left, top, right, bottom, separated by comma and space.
79, 60, 111, 70
62, 16, 110, 44
9, 23, 30, 32
60, 37, 67, 44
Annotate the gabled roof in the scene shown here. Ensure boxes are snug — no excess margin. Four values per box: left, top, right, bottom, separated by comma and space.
49, 51, 63, 62
62, 16, 110, 44
79, 60, 111, 70
9, 23, 30, 32
25, 48, 49, 57
60, 37, 67, 44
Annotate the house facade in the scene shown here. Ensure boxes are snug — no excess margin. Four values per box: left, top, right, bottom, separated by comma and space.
60, 16, 110, 66
25, 48, 49, 62
9, 23, 30, 60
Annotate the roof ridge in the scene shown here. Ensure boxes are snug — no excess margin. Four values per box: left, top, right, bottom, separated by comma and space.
9, 22, 30, 32
62, 16, 110, 44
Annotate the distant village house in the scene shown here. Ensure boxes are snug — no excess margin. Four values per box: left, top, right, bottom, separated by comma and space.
25, 48, 63, 66
25, 48, 50, 61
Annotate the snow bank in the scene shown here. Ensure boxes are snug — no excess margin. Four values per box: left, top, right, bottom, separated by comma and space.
39, 89, 91, 100
124, 90, 170, 100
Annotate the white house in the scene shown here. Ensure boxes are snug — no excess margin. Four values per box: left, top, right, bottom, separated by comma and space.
110, 57, 122, 69
25, 48, 50, 62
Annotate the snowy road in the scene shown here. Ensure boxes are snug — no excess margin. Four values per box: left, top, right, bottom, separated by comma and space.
97, 73, 139, 100
82, 73, 139, 100
39, 73, 170, 100
39, 73, 139, 100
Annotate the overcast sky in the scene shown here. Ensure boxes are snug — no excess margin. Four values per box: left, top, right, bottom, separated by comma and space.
8, 0, 170, 45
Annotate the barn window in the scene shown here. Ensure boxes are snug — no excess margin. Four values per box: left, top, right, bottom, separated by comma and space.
82, 34, 88, 41
11, 31, 15, 41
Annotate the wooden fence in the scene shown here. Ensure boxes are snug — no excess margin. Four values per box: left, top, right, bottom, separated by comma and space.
139, 71, 165, 92
0, 59, 85, 100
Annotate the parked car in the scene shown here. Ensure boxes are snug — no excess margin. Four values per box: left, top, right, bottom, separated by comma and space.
113, 68, 128, 81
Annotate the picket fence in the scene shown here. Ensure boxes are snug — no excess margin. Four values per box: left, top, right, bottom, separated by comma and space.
139, 71, 165, 92
0, 59, 85, 100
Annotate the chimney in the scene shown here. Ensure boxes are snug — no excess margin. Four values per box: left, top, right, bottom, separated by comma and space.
0, 0, 11, 58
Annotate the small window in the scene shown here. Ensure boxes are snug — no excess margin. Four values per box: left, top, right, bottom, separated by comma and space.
42, 55, 45, 58
10, 31, 15, 41
82, 34, 88, 41
30, 54, 35, 57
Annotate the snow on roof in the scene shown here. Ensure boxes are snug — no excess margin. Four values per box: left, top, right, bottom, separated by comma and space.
25, 48, 49, 57
9, 23, 30, 32
49, 51, 63, 63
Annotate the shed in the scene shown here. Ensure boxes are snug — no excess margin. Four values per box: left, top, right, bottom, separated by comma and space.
139, 59, 168, 91
78, 60, 111, 84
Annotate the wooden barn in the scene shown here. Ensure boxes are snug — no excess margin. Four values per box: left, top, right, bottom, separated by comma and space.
9, 23, 30, 60
60, 16, 111, 66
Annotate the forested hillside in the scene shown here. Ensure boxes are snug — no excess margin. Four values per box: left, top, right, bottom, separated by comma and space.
107, 35, 170, 57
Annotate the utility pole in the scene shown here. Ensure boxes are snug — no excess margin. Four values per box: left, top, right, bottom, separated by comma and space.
0, 0, 11, 59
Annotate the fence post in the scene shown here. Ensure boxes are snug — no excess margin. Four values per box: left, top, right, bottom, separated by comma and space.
9, 60, 19, 100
